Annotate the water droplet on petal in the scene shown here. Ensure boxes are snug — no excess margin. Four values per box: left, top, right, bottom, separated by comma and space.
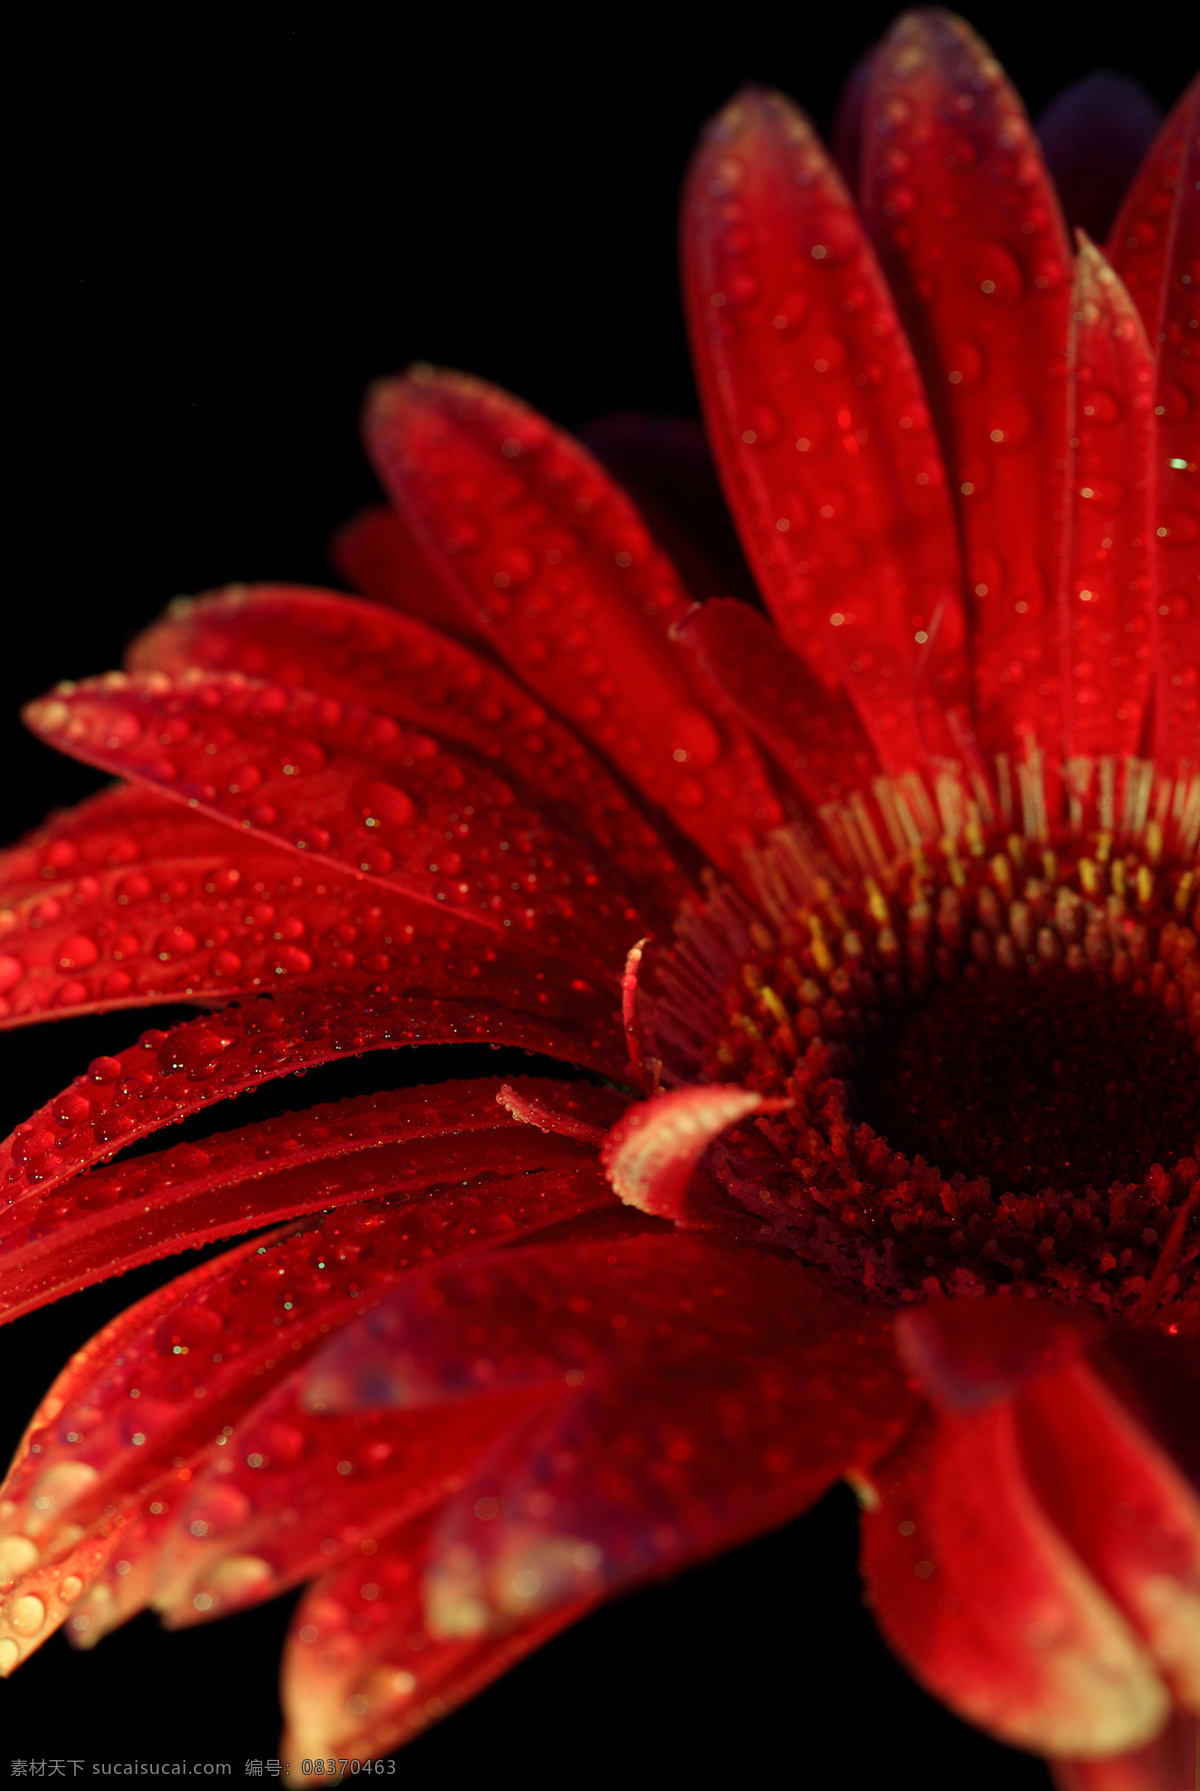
0, 1536, 38, 1579
57, 935, 99, 972
946, 338, 986, 388
1080, 388, 1120, 426
7, 1595, 46, 1636
667, 708, 722, 770
971, 243, 1023, 304
355, 781, 415, 828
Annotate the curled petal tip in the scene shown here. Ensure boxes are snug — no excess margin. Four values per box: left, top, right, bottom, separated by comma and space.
495, 1083, 607, 1145
600, 1084, 786, 1220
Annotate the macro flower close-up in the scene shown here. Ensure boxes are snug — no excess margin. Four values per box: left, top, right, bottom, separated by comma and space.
4, 8, 1198, 1788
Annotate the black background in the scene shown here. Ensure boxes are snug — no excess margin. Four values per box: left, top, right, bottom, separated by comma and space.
5, 5, 1198, 1784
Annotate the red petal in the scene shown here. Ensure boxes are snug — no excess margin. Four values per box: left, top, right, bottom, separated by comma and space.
0, 782, 179, 902
495, 1080, 606, 1144
280, 1243, 913, 1762
420, 1347, 906, 1635
0, 786, 603, 1031
861, 11, 1074, 760
129, 1221, 654, 1641
0, 1077, 620, 1323
0, 1489, 182, 1671
860, 1405, 1171, 1757
682, 86, 968, 771
364, 366, 784, 870
0, 1163, 617, 1669
1107, 79, 1199, 340
673, 598, 881, 807
24, 671, 648, 975
280, 1510, 586, 1763
157, 1234, 901, 1625
128, 584, 687, 910
0, 987, 624, 1216
1109, 79, 1200, 772
600, 1083, 783, 1221
1017, 1359, 1200, 1714
151, 1388, 548, 1630
303, 1228, 783, 1414
328, 504, 488, 646
1058, 243, 1158, 764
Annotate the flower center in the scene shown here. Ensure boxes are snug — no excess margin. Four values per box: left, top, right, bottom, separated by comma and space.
860, 964, 1200, 1197
647, 827, 1200, 1318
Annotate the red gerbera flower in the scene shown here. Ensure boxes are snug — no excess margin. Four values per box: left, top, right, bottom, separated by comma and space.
2, 10, 1198, 1787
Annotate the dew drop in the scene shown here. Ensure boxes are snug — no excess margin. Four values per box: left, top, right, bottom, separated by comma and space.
722, 272, 759, 306
185, 1484, 252, 1536
6, 1595, 46, 1637
57, 935, 99, 972
667, 708, 722, 771
971, 244, 1023, 304
804, 210, 859, 265
983, 395, 1036, 448
102, 712, 142, 749
1080, 388, 1120, 426
356, 781, 415, 828
882, 183, 917, 219
52, 1091, 91, 1126
206, 1554, 273, 1601
945, 338, 986, 389
770, 289, 811, 335
155, 928, 199, 961
1079, 477, 1125, 511
0, 1535, 38, 1579
275, 947, 314, 975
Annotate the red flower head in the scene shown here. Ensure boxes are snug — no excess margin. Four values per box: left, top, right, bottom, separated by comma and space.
1, 11, 1198, 1786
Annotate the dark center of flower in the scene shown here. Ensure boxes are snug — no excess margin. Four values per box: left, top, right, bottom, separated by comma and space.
653, 828, 1200, 1318
859, 964, 1200, 1196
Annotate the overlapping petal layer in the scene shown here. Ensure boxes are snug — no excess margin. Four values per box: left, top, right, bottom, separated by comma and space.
673, 598, 881, 808
364, 366, 785, 873
1108, 78, 1200, 772
683, 84, 969, 770
0, 1077, 626, 1322
1, 9, 1198, 1781
0, 1165, 624, 1671
0, 988, 624, 1220
278, 1233, 917, 1760
1059, 244, 1157, 763
24, 672, 650, 978
862, 1300, 1200, 1760
862, 11, 1074, 760
0, 784, 615, 1029
329, 505, 489, 647
128, 584, 687, 911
